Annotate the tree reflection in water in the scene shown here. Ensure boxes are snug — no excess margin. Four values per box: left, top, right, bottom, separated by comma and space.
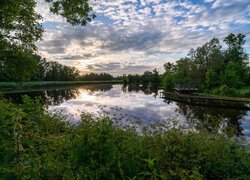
123, 84, 159, 98
174, 102, 247, 137
4, 84, 249, 141
4, 84, 113, 106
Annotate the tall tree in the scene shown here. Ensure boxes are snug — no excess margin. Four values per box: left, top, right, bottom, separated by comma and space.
224, 33, 248, 64
163, 33, 249, 93
0, 0, 94, 82
0, 0, 43, 50
0, 0, 95, 49
0, 44, 38, 82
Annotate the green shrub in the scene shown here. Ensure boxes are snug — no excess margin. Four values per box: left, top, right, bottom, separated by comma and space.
212, 85, 237, 96
0, 97, 250, 179
163, 74, 174, 91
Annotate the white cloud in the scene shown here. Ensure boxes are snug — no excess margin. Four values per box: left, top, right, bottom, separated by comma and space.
35, 0, 250, 75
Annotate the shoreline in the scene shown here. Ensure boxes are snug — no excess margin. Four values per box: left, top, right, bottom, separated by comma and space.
0, 81, 122, 94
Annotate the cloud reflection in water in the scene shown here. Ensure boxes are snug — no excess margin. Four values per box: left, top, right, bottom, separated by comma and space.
45, 84, 250, 142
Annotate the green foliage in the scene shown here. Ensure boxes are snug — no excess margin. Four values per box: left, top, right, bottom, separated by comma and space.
124, 69, 161, 85
211, 85, 250, 97
163, 74, 174, 90
1, 53, 82, 82
44, 0, 95, 26
81, 72, 113, 81
205, 68, 219, 88
0, 0, 43, 50
221, 62, 246, 88
236, 87, 250, 97
0, 44, 38, 82
4, 53, 37, 83
0, 0, 94, 50
224, 33, 248, 64
42, 61, 81, 81
0, 0, 94, 83
0, 97, 250, 179
0, 97, 59, 178
163, 33, 249, 96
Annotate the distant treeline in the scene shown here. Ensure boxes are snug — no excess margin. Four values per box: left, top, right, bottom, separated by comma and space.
162, 33, 250, 96
0, 49, 114, 82
122, 69, 162, 85
81, 72, 113, 81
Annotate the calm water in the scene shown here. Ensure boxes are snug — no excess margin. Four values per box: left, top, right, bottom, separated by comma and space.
5, 84, 250, 142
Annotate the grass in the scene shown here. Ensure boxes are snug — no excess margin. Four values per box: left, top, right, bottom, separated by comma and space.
0, 80, 122, 89
0, 96, 250, 179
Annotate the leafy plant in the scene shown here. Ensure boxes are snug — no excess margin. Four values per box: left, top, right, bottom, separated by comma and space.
0, 97, 250, 179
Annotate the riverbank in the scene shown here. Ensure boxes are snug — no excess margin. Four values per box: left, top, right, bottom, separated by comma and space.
0, 80, 122, 92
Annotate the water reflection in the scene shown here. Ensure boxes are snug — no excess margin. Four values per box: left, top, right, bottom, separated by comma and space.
175, 103, 246, 136
5, 88, 79, 106
4, 84, 113, 106
4, 84, 250, 142
122, 84, 159, 97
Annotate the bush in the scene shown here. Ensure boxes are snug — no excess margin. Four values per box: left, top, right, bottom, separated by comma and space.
212, 85, 237, 96
237, 87, 250, 97
163, 74, 174, 91
0, 97, 250, 179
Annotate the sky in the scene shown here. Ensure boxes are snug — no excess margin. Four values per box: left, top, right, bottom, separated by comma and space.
36, 0, 250, 76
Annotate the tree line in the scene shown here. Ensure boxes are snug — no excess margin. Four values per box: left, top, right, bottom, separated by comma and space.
0, 52, 114, 82
163, 33, 250, 96
122, 69, 162, 85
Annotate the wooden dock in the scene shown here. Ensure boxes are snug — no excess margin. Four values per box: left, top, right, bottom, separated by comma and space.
159, 91, 250, 109
174, 84, 198, 93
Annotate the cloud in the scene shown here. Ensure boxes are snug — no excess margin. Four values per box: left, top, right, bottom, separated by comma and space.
87, 62, 121, 71
35, 0, 250, 75
103, 27, 164, 51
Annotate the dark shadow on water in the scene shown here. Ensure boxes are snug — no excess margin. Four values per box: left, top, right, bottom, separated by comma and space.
4, 84, 113, 106
122, 84, 159, 97
173, 101, 247, 137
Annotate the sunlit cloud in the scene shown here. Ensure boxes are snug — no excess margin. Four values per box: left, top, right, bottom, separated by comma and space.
35, 0, 250, 75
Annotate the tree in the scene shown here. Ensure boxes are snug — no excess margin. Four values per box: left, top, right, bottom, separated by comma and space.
0, 46, 38, 82
164, 62, 176, 75
0, 0, 95, 50
221, 62, 245, 88
163, 33, 249, 94
152, 69, 161, 84
141, 71, 154, 85
224, 33, 248, 64
0, 0, 94, 82
0, 0, 43, 50
81, 73, 113, 81
163, 74, 174, 90
42, 61, 80, 81
205, 68, 219, 88
188, 38, 224, 84
45, 0, 96, 26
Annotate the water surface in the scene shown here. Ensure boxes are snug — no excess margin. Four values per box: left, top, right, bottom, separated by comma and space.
5, 84, 250, 142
